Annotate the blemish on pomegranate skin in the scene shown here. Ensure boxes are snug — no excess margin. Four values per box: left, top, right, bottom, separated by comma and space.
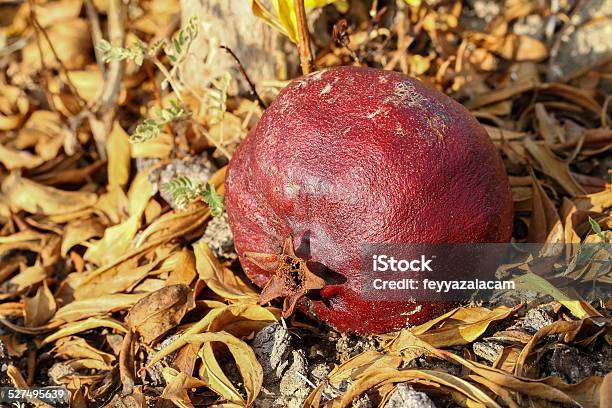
320, 83, 333, 95
366, 107, 388, 119
284, 184, 300, 198
401, 304, 422, 316
296, 69, 328, 88
395, 124, 407, 137
428, 116, 449, 140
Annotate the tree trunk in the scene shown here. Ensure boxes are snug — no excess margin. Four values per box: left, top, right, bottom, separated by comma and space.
179, 0, 293, 97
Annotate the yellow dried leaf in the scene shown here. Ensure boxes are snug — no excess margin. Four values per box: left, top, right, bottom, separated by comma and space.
126, 284, 195, 344
0, 84, 29, 130
146, 303, 278, 368
61, 218, 105, 256
0, 144, 44, 170
411, 306, 518, 348
54, 336, 115, 365
186, 331, 263, 405
28, 0, 84, 28
107, 122, 131, 187
75, 255, 157, 298
22, 18, 92, 71
194, 240, 259, 303
503, 34, 548, 62
513, 272, 587, 319
53, 293, 148, 323
83, 214, 141, 266
9, 265, 47, 291
573, 190, 612, 212
94, 184, 130, 224
130, 132, 173, 159
24, 282, 56, 327
128, 165, 157, 217
407, 54, 430, 76
161, 367, 207, 406
42, 317, 128, 345
165, 249, 197, 286
2, 173, 97, 216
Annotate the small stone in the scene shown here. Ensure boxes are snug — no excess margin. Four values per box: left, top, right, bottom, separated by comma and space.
522, 304, 555, 332
200, 213, 237, 260
278, 350, 310, 408
386, 383, 436, 408
252, 323, 292, 384
48, 362, 77, 385
473, 341, 504, 363
351, 394, 373, 408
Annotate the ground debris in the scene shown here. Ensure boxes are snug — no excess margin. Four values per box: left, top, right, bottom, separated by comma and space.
386, 383, 437, 408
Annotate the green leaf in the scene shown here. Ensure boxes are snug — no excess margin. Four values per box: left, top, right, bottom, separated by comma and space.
588, 216, 603, 238
513, 272, 588, 319
202, 183, 225, 217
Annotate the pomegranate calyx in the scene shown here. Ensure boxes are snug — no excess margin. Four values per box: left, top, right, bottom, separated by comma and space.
244, 237, 326, 317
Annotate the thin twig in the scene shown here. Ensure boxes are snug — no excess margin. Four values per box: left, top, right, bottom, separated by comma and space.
28, 0, 87, 108
547, 0, 586, 81
84, 0, 106, 75
98, 0, 126, 111
293, 0, 314, 74
220, 45, 266, 108
144, 60, 176, 154
119, 329, 135, 396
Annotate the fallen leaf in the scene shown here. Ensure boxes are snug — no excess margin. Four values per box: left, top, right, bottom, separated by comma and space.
53, 293, 148, 323
24, 282, 56, 327
126, 284, 195, 344
43, 317, 128, 345
194, 240, 259, 303
524, 139, 585, 196
186, 331, 263, 405
22, 18, 92, 70
2, 173, 97, 216
107, 122, 132, 187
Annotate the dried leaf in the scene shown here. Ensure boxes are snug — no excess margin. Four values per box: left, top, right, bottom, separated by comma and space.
524, 139, 585, 196
53, 293, 148, 323
126, 284, 195, 343
186, 331, 263, 405
107, 122, 131, 187
194, 240, 259, 303
527, 174, 564, 246
161, 367, 207, 406
2, 173, 97, 215
0, 144, 43, 169
146, 303, 278, 367
0, 84, 29, 130
24, 282, 56, 327
22, 18, 92, 70
9, 265, 47, 291
513, 271, 588, 318
411, 306, 519, 347
42, 317, 128, 345
83, 214, 141, 266
165, 249, 197, 286
61, 218, 106, 256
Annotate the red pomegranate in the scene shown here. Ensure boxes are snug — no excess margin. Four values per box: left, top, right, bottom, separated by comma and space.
225, 66, 513, 334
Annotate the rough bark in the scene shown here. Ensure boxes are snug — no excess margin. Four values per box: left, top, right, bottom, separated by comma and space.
180, 0, 292, 96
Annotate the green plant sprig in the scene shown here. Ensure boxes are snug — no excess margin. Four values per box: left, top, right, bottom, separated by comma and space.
131, 100, 185, 143
164, 176, 224, 216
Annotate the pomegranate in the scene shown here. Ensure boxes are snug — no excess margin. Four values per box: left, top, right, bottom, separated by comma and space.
225, 66, 513, 334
